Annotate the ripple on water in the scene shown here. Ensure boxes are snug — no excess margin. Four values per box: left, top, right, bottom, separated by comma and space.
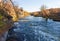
8, 17, 60, 41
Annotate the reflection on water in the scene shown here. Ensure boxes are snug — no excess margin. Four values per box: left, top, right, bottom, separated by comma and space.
7, 16, 60, 41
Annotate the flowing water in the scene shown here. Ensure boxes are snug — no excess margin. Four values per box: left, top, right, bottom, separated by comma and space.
7, 16, 60, 41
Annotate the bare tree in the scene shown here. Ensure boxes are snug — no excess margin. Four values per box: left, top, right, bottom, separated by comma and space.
40, 5, 47, 11
40, 5, 48, 24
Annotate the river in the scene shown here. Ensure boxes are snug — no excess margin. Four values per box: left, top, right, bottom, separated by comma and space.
7, 16, 60, 41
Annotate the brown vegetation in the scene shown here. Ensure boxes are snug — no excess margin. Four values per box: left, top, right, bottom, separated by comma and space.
0, 0, 30, 35
31, 8, 60, 21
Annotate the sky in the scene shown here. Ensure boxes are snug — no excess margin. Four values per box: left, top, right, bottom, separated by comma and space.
13, 0, 60, 12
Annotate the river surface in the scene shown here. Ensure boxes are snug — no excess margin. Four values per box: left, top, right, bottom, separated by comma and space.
7, 16, 60, 41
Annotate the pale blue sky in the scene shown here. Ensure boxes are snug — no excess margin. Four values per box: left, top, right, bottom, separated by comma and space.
13, 0, 60, 12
